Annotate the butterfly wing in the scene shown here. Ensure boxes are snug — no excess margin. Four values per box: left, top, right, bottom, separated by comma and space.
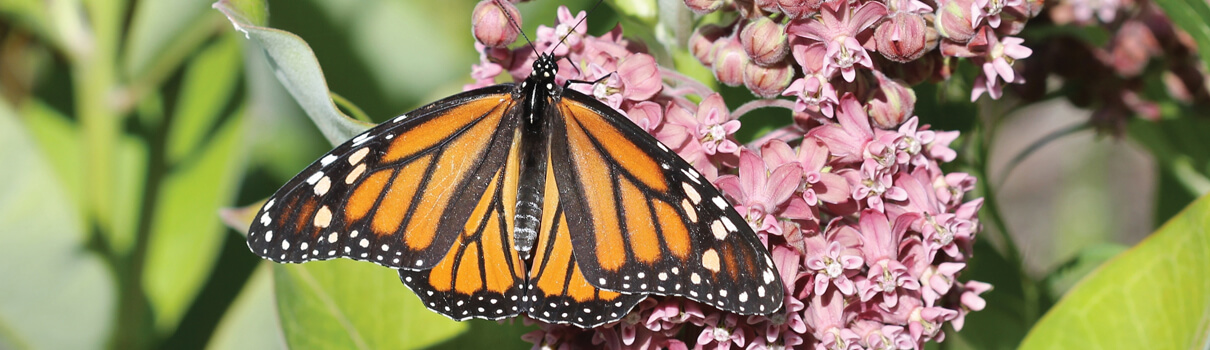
524, 148, 646, 327
247, 85, 521, 271
548, 92, 785, 315
398, 129, 527, 320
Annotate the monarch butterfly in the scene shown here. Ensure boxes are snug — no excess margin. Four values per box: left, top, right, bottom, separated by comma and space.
246, 16, 784, 329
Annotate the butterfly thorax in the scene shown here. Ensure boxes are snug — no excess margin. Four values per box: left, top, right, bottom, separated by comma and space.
512, 54, 561, 259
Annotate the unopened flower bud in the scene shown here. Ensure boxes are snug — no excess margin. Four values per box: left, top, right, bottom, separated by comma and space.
755, 0, 783, 13
713, 36, 750, 86
741, 17, 790, 66
744, 61, 796, 98
876, 13, 939, 62
779, 0, 826, 18
935, 0, 977, 43
867, 72, 917, 129
690, 24, 728, 66
472, 0, 521, 48
685, 0, 725, 14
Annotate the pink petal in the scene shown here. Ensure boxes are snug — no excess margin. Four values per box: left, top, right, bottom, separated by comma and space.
993, 57, 1015, 83
760, 139, 798, 167
815, 173, 851, 204
618, 53, 662, 100
738, 150, 767, 198
766, 164, 805, 207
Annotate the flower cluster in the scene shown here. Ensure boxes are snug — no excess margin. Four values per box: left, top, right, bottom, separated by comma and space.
470, 1, 990, 349
1016, 0, 1210, 134
687, 0, 1040, 108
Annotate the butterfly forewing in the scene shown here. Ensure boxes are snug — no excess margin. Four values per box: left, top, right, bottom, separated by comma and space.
247, 86, 519, 271
549, 93, 785, 315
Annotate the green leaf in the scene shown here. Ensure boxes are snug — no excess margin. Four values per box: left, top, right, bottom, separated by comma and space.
1151, 0, 1210, 70
214, 0, 372, 145
1019, 193, 1210, 349
206, 264, 287, 350
123, 0, 223, 87
166, 33, 243, 164
272, 260, 468, 349
143, 109, 250, 333
0, 101, 115, 350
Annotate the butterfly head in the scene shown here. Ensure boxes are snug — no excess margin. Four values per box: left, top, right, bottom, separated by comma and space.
528, 53, 560, 97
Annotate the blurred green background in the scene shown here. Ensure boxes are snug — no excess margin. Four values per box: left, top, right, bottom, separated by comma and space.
1, 0, 1208, 349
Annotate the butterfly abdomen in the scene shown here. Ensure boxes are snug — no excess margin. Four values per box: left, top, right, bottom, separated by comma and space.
513, 102, 550, 260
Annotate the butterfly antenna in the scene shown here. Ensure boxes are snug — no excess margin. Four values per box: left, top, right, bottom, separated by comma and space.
494, 0, 540, 58
549, 0, 605, 56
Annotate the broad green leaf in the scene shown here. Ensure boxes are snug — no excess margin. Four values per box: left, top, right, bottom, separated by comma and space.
0, 101, 115, 350
166, 33, 243, 164
213, 0, 372, 145
273, 260, 468, 349
143, 109, 250, 333
206, 264, 287, 350
1151, 0, 1210, 70
1019, 193, 1210, 349
123, 0, 218, 82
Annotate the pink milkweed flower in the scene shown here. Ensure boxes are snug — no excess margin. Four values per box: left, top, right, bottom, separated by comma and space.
682, 93, 742, 156
696, 313, 748, 350
806, 241, 865, 295
971, 32, 1032, 101
805, 290, 861, 350
787, 0, 888, 82
974, 0, 1025, 28
841, 159, 908, 212
746, 296, 808, 349
535, 6, 588, 56
625, 101, 664, 133
919, 262, 966, 306
760, 139, 851, 206
716, 148, 806, 234
856, 210, 922, 308
851, 320, 915, 350
784, 41, 840, 119
951, 280, 991, 331
808, 94, 902, 168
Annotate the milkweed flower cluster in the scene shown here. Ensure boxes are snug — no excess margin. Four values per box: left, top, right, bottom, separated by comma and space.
470, 1, 993, 348
1017, 0, 1210, 134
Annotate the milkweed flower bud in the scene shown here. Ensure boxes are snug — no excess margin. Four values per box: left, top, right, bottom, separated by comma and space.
472, 0, 521, 48
876, 13, 939, 62
867, 71, 917, 129
744, 61, 796, 98
741, 17, 791, 66
690, 24, 728, 66
685, 0, 725, 14
935, 0, 977, 43
779, 0, 826, 18
713, 36, 750, 86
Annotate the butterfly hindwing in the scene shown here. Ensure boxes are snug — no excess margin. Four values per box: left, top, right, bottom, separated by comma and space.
247, 86, 520, 271
525, 150, 646, 327
548, 92, 785, 315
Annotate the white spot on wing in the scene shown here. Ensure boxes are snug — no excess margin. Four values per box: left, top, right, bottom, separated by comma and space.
306, 171, 324, 185
320, 154, 338, 166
